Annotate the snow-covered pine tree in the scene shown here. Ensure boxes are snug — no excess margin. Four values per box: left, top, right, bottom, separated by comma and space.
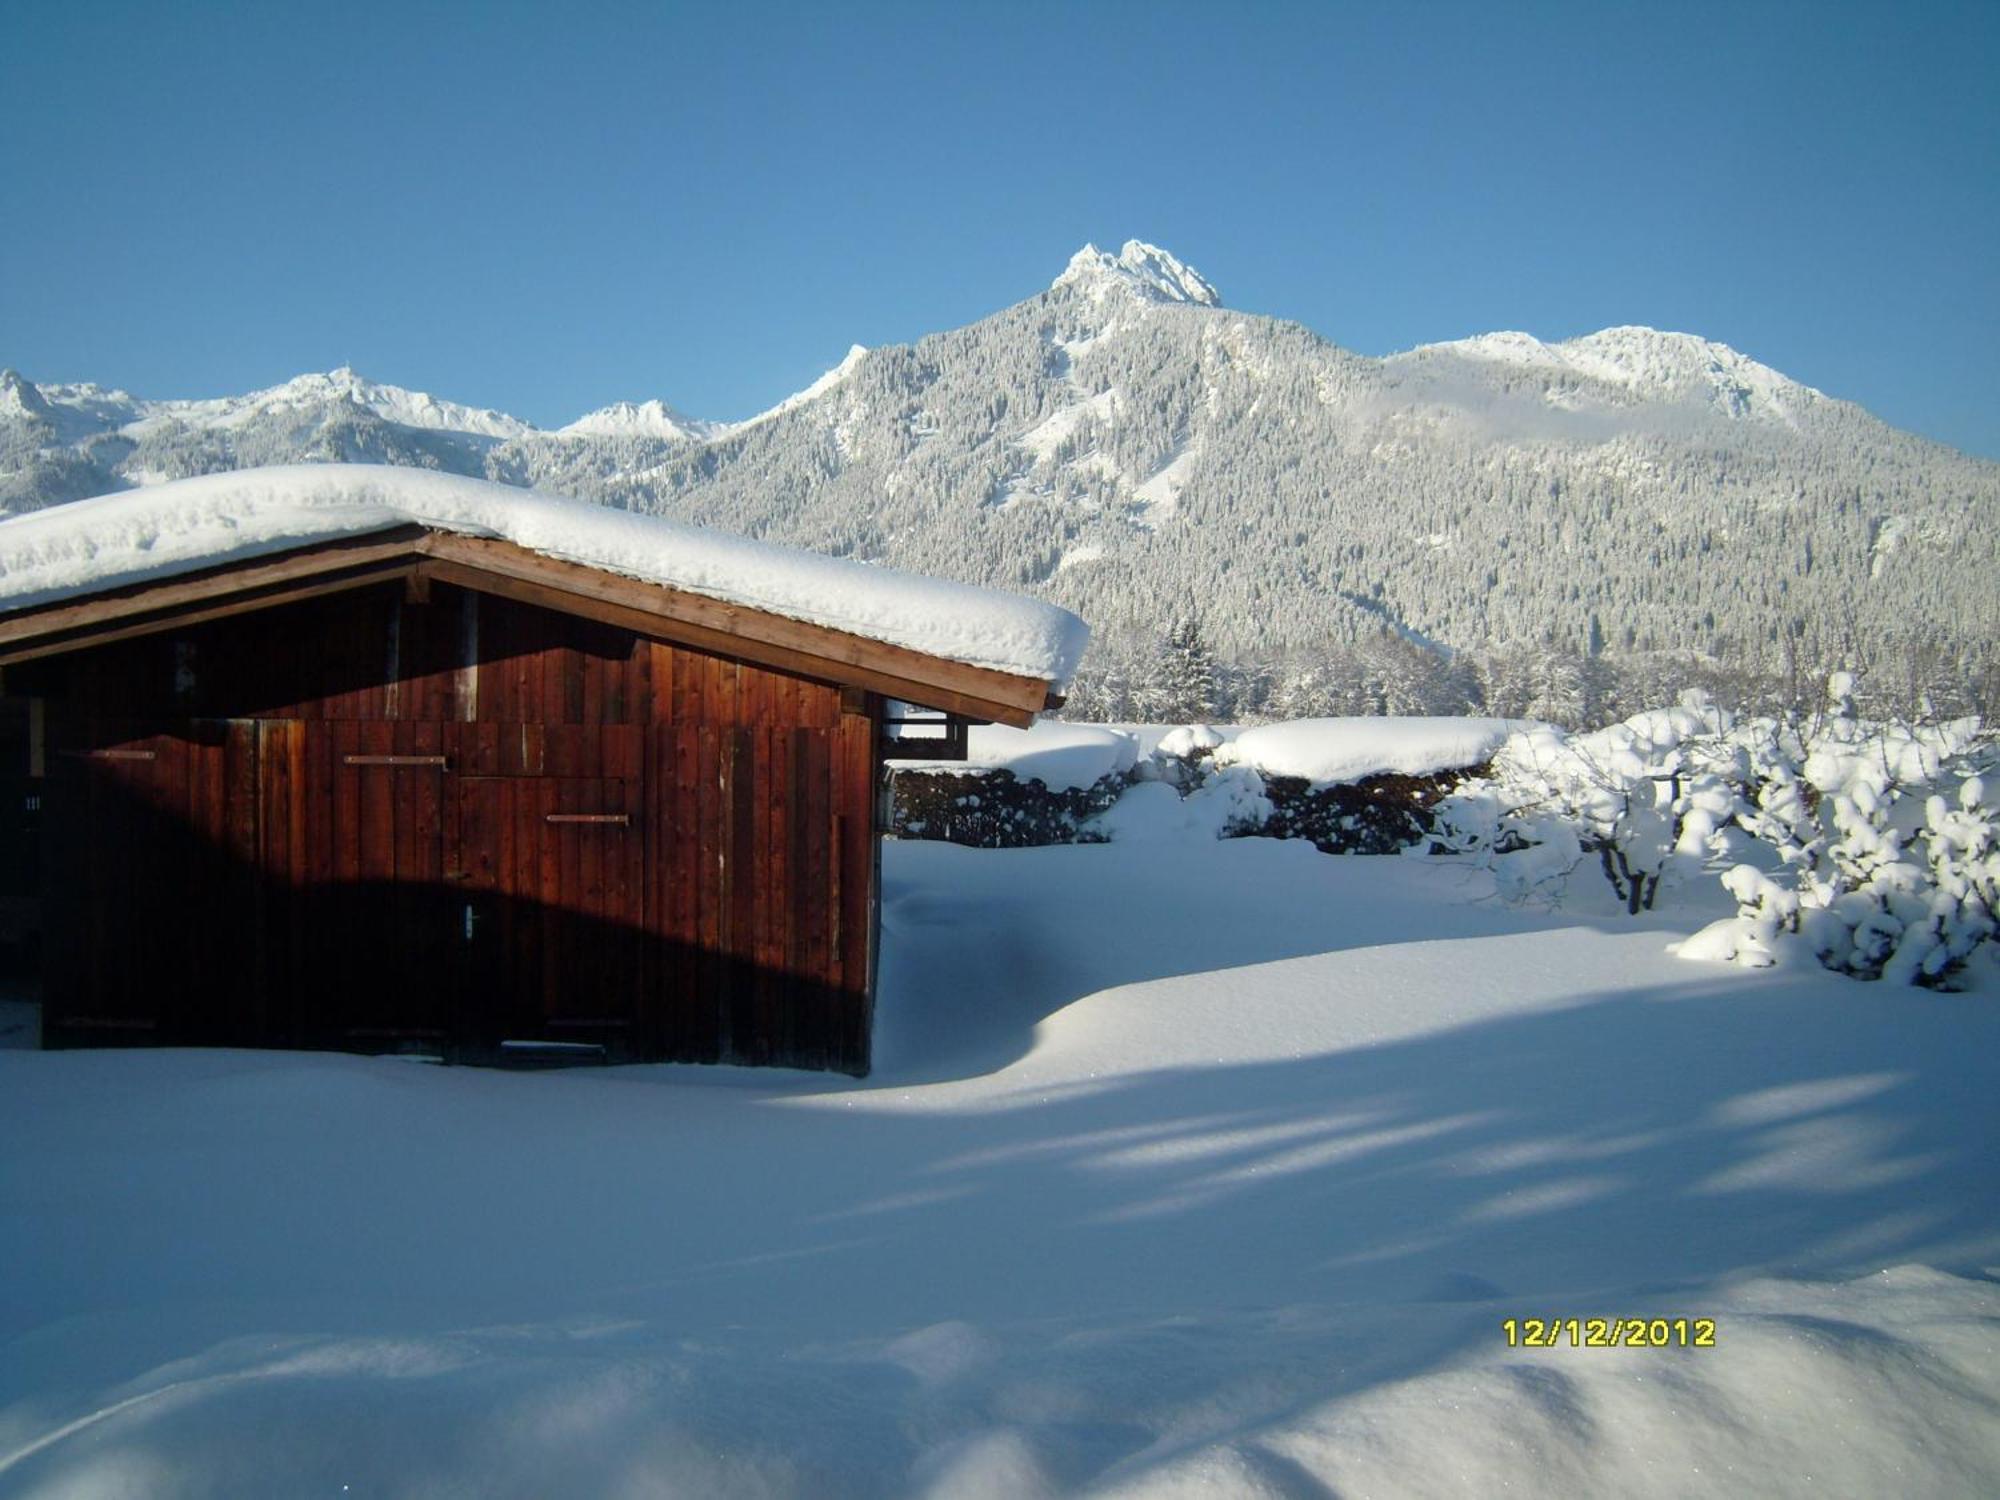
1148, 617, 1220, 723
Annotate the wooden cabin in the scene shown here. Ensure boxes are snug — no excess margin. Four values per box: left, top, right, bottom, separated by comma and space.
0, 467, 1083, 1073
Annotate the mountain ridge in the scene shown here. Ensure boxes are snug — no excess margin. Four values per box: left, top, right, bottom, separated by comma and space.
3, 240, 1993, 705
1, 244, 1840, 445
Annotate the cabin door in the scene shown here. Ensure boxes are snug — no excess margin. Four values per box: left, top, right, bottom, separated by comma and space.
304, 723, 457, 1049
451, 775, 646, 1057
45, 729, 201, 1041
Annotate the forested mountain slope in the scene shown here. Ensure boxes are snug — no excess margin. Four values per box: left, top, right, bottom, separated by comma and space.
5, 241, 1993, 711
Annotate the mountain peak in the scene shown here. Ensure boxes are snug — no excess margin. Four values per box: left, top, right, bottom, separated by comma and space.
1053, 240, 1222, 308
0, 369, 53, 422
559, 397, 718, 442
1405, 324, 1817, 424
223, 369, 535, 439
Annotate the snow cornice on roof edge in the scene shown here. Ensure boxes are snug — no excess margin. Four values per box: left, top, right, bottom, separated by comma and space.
0, 466, 1089, 710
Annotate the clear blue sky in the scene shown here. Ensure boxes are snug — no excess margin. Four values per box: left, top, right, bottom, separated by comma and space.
5, 1, 1996, 456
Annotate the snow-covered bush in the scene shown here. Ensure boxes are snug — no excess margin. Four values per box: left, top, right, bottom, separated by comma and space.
1147, 723, 1227, 787
1083, 762, 1272, 843
1429, 676, 1996, 987
1084, 724, 1273, 841
1911, 775, 2000, 980
1425, 694, 1738, 913
1682, 678, 1993, 986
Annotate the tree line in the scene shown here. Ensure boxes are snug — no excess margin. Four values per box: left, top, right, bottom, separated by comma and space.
1062, 616, 1999, 729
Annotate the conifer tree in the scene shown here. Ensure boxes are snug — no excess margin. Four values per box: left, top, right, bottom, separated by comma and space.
1148, 617, 1220, 722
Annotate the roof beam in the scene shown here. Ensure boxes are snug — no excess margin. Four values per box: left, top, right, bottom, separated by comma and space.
0, 528, 428, 663
0, 560, 425, 667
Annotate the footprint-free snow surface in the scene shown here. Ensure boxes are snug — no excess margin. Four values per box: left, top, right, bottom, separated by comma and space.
2, 840, 1997, 1497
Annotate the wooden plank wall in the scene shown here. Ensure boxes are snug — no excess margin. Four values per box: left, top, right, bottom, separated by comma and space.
36, 581, 881, 1072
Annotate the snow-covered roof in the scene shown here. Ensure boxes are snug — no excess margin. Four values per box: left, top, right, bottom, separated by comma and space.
0, 465, 1090, 687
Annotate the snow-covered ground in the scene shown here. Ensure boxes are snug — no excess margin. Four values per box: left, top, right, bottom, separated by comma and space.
2, 839, 1997, 1497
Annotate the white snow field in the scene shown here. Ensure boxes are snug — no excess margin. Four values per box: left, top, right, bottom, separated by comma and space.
2, 838, 1998, 1498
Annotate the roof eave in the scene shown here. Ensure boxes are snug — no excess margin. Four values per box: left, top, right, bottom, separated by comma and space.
0, 526, 1055, 728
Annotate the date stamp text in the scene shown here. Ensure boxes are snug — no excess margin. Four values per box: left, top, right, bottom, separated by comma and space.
1502, 1317, 1717, 1349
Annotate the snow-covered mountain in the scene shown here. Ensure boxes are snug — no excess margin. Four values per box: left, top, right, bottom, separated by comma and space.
735, 343, 869, 429
1052, 241, 1223, 307
558, 399, 720, 443
1391, 325, 1815, 427
4, 240, 1994, 686
0, 347, 847, 512
145, 366, 537, 441
21, 367, 534, 447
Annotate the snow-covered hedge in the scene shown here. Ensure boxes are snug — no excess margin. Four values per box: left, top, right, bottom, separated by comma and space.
888, 723, 1137, 848
889, 767, 1129, 849
888, 718, 1495, 852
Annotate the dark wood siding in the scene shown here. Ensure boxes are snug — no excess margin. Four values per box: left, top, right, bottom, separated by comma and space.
33, 581, 881, 1072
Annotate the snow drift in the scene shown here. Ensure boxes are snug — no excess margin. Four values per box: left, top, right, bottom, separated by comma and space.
1, 840, 1996, 1497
